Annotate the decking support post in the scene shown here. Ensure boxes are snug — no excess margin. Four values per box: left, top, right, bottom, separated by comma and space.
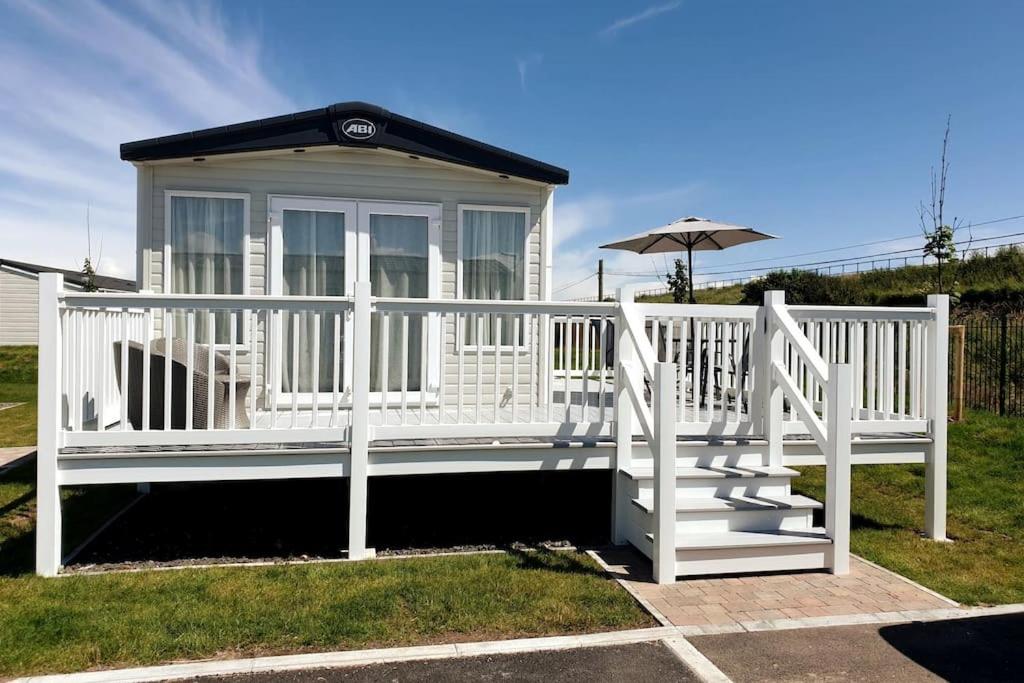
825, 363, 853, 575
653, 361, 677, 584
611, 287, 635, 545
36, 273, 63, 577
348, 281, 373, 560
762, 291, 785, 467
925, 294, 949, 541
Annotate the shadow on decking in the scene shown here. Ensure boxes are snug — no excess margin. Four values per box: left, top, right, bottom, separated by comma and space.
64, 470, 613, 569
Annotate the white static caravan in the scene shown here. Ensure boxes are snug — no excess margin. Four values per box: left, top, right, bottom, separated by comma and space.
36, 102, 950, 583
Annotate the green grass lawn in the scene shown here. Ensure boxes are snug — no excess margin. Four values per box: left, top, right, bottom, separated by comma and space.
793, 409, 1024, 606
0, 346, 37, 447
0, 459, 652, 678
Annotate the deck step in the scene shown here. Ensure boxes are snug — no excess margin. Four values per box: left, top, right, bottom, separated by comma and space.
645, 528, 831, 550
631, 494, 822, 514
621, 465, 800, 481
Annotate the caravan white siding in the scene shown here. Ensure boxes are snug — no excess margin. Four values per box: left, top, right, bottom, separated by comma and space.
0, 267, 39, 345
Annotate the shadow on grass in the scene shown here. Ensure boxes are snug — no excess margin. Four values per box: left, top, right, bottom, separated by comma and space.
879, 613, 1024, 681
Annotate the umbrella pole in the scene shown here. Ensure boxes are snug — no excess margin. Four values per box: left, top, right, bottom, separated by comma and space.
687, 247, 695, 304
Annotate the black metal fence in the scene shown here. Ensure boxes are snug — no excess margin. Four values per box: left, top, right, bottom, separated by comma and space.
957, 315, 1024, 416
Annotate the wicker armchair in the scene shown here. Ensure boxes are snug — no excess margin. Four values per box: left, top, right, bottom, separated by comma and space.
113, 338, 251, 430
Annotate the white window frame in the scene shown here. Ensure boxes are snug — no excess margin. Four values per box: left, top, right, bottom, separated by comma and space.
268, 195, 358, 407
163, 190, 251, 348
456, 203, 531, 352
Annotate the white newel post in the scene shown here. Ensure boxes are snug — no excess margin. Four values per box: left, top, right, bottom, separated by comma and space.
825, 363, 853, 575
762, 291, 785, 467
36, 273, 63, 577
653, 361, 678, 584
348, 281, 373, 560
925, 294, 949, 540
611, 287, 635, 545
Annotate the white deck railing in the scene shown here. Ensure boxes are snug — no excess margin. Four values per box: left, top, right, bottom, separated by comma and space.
35, 273, 950, 576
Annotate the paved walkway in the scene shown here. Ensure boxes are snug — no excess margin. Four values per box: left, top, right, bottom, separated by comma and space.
594, 546, 954, 632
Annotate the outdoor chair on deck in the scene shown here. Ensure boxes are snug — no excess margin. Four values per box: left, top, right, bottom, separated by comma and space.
113, 338, 251, 430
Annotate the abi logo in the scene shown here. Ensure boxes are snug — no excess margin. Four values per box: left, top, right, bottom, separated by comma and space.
341, 118, 376, 140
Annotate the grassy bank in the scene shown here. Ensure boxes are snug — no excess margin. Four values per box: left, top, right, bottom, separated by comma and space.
793, 409, 1024, 605
0, 346, 36, 447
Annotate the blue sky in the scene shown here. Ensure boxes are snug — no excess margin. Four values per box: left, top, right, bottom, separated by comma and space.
1, 1, 1022, 298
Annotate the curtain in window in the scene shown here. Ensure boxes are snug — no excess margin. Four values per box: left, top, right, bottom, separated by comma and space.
461, 210, 525, 345
169, 196, 244, 344
369, 214, 428, 393
280, 210, 345, 393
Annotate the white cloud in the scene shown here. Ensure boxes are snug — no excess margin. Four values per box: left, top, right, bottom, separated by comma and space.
0, 0, 294, 280
599, 1, 682, 39
516, 53, 543, 92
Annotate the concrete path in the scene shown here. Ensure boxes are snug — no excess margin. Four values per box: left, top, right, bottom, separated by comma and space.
182, 642, 699, 682
691, 611, 1024, 682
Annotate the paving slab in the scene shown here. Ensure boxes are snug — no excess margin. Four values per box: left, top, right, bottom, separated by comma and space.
594, 546, 953, 630
0, 447, 35, 472
181, 642, 698, 682
690, 612, 1024, 682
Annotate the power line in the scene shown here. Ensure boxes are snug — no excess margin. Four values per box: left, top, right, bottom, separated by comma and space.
552, 272, 596, 295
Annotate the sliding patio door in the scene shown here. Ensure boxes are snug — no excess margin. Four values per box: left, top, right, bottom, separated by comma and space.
269, 197, 440, 405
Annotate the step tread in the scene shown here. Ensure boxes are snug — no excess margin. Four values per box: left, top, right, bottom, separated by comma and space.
632, 494, 822, 514
645, 528, 831, 550
621, 465, 800, 481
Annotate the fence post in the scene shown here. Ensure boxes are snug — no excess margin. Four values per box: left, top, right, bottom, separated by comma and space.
761, 291, 785, 467
36, 273, 63, 576
653, 361, 677, 585
998, 314, 1008, 416
925, 294, 949, 541
612, 287, 635, 545
825, 363, 852, 575
950, 325, 965, 422
348, 281, 373, 560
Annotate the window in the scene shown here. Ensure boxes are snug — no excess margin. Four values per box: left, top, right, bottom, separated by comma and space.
458, 206, 528, 346
166, 192, 248, 344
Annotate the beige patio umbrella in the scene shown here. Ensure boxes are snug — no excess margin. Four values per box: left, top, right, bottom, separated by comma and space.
600, 216, 777, 303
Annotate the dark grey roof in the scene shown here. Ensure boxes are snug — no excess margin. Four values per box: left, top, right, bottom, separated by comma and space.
0, 259, 135, 291
121, 101, 569, 185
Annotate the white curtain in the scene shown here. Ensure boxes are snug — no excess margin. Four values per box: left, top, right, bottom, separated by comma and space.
369, 214, 428, 392
461, 210, 525, 345
281, 210, 345, 393
170, 196, 244, 344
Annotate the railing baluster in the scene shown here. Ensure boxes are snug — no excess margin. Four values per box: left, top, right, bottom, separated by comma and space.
249, 309, 258, 429
142, 310, 151, 431
457, 312, 465, 424
270, 310, 280, 427
910, 321, 921, 418
119, 310, 129, 431
380, 313, 391, 425
208, 311, 216, 430
598, 315, 608, 422
563, 315, 571, 422
311, 312, 321, 427
438, 311, 448, 425
512, 316, 521, 423
290, 312, 299, 429
529, 314, 538, 423
475, 314, 483, 424
229, 312, 237, 430
419, 312, 428, 424
581, 316, 591, 422
898, 320, 907, 418
332, 311, 341, 428
494, 315, 502, 423
735, 321, 745, 423
704, 320, 714, 421
866, 320, 877, 419
185, 310, 195, 430
164, 309, 173, 430
547, 316, 556, 422
692, 319, 702, 421
400, 313, 409, 425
